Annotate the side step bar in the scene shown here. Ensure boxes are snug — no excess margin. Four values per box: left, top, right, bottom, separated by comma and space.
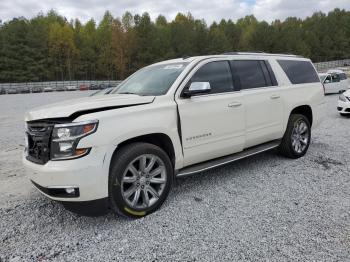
177, 140, 281, 177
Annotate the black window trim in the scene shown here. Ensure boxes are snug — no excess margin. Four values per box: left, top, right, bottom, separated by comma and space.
180, 59, 238, 98
264, 61, 278, 86
259, 61, 271, 87
230, 59, 278, 91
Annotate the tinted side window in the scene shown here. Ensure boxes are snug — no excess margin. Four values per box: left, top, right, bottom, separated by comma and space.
339, 73, 347, 80
331, 74, 340, 83
190, 61, 234, 94
231, 60, 268, 89
277, 60, 319, 84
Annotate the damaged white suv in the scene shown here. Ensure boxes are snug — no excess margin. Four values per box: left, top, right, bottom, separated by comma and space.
23, 53, 324, 217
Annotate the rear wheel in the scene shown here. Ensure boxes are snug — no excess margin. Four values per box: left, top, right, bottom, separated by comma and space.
109, 143, 173, 218
279, 114, 311, 158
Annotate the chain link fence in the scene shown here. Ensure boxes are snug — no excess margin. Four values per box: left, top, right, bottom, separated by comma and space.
1, 59, 350, 94
314, 59, 350, 72
0, 80, 122, 94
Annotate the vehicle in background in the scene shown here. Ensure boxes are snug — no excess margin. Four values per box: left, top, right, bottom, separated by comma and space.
328, 69, 349, 90
96, 83, 106, 90
43, 86, 54, 92
79, 84, 89, 91
19, 86, 31, 94
320, 69, 349, 94
89, 84, 100, 90
24, 52, 325, 218
338, 90, 350, 116
107, 83, 119, 89
32, 86, 43, 93
56, 86, 67, 92
7, 87, 18, 94
89, 87, 114, 96
66, 85, 78, 91
0, 87, 5, 95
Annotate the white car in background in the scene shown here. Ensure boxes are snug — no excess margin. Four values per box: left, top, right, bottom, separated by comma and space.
319, 69, 349, 94
338, 90, 350, 116
66, 85, 78, 91
43, 86, 54, 92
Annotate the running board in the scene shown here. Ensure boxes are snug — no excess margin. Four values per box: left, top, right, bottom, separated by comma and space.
177, 140, 281, 177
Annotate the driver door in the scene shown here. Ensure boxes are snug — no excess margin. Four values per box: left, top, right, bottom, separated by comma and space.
175, 60, 245, 166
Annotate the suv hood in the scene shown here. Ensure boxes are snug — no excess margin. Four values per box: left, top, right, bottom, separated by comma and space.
25, 94, 155, 121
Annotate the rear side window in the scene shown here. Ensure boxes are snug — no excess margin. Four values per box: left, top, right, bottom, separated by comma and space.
190, 61, 234, 94
277, 60, 319, 84
339, 73, 347, 80
230, 60, 276, 90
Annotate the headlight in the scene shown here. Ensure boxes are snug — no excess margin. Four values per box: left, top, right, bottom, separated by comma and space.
339, 94, 347, 102
51, 120, 98, 160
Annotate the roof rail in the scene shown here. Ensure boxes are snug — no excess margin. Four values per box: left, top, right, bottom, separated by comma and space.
221, 51, 302, 58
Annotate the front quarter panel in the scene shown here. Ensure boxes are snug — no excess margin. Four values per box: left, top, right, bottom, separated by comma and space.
75, 98, 184, 169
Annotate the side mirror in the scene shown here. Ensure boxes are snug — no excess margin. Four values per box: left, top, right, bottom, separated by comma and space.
183, 82, 211, 97
324, 79, 331, 84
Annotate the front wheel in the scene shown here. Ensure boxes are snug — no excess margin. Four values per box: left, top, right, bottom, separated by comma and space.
279, 114, 311, 158
109, 142, 173, 218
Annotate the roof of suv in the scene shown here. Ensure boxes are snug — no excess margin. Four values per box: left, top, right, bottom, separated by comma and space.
154, 52, 308, 66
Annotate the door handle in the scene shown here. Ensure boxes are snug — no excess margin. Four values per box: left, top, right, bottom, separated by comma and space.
270, 94, 280, 99
228, 102, 242, 108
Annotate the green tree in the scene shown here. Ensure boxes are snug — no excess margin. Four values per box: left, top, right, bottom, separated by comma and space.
96, 11, 114, 80
1, 8, 350, 83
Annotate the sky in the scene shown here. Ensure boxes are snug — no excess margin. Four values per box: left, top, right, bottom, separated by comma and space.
0, 0, 350, 24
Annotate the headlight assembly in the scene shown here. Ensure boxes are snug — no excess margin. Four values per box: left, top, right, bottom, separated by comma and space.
339, 94, 347, 102
51, 120, 98, 160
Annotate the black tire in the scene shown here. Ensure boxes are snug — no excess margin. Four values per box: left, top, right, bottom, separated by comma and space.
279, 114, 311, 159
340, 113, 349, 117
108, 142, 173, 218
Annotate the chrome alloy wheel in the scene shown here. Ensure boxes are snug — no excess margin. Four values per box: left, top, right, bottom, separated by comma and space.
291, 119, 309, 154
120, 154, 167, 209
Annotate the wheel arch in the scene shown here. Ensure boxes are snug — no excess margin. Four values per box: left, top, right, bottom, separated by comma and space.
110, 133, 176, 169
290, 105, 313, 126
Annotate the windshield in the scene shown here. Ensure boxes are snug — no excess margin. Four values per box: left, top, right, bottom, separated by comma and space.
112, 62, 188, 96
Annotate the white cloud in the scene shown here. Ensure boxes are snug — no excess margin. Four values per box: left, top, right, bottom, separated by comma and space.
253, 0, 350, 22
0, 0, 349, 24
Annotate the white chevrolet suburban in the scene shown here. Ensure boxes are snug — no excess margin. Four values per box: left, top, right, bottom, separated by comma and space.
23, 53, 324, 217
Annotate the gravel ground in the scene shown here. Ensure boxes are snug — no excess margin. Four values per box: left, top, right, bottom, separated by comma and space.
0, 92, 350, 261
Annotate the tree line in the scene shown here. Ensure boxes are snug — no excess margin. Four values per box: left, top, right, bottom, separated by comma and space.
0, 8, 350, 83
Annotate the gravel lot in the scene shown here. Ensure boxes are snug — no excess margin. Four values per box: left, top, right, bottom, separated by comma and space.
0, 92, 349, 261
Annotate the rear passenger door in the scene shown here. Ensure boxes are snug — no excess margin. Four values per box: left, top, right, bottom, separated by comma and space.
230, 60, 284, 148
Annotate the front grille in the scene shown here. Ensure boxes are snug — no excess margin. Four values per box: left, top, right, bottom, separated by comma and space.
26, 122, 54, 164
